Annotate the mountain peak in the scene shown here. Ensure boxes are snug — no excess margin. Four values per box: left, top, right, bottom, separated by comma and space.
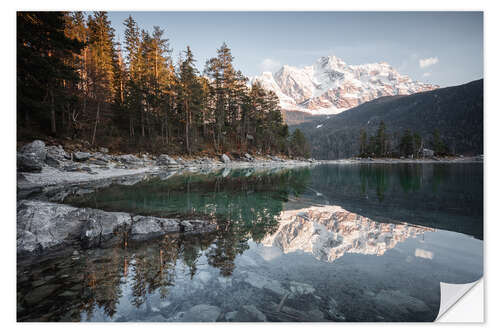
253, 56, 439, 115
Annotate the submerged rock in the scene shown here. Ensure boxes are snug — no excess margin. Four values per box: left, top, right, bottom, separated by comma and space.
373, 289, 430, 316
289, 281, 316, 297
233, 305, 267, 322
181, 304, 221, 322
244, 271, 287, 296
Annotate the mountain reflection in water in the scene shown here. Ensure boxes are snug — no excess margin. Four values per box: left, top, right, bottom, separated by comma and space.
18, 164, 482, 322
263, 205, 433, 263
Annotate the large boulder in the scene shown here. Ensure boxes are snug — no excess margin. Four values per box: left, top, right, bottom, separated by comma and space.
18, 140, 47, 172
17, 200, 81, 253
73, 151, 91, 162
17, 200, 216, 255
220, 154, 231, 163
20, 140, 46, 161
17, 153, 43, 172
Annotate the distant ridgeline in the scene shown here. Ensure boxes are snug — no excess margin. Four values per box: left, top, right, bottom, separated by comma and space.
16, 12, 310, 158
292, 79, 483, 160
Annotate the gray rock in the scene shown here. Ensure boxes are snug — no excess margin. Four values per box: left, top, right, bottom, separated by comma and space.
17, 200, 81, 253
18, 140, 48, 172
99, 147, 109, 153
233, 305, 267, 322
142, 314, 167, 322
244, 271, 287, 295
45, 154, 61, 167
130, 216, 180, 240
220, 154, 231, 163
17, 153, 43, 172
21, 140, 46, 161
93, 152, 111, 162
289, 281, 316, 297
307, 309, 326, 321
45, 145, 71, 168
118, 154, 142, 165
157, 154, 179, 168
182, 304, 221, 322
224, 311, 238, 322
374, 289, 430, 315
325, 296, 346, 321
79, 209, 131, 248
17, 201, 133, 253
62, 163, 81, 172
88, 158, 108, 166
47, 145, 71, 160
73, 151, 91, 162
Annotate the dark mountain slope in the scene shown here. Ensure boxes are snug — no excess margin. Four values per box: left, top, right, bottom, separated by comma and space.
292, 79, 483, 160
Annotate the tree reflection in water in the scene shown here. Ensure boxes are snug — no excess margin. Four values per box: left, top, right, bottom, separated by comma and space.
17, 168, 312, 321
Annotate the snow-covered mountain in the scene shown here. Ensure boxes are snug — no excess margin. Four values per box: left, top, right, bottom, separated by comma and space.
252, 55, 439, 115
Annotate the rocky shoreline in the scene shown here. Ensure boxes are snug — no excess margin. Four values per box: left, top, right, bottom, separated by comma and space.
16, 140, 319, 258
16, 140, 482, 258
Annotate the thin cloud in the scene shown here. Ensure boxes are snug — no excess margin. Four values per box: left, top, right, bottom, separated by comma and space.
423, 72, 431, 77
260, 58, 281, 72
419, 57, 439, 68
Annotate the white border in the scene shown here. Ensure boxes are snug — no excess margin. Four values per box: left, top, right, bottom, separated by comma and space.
2, 1, 498, 332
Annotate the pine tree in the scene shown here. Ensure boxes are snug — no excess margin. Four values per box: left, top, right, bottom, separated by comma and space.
359, 128, 368, 157
17, 12, 84, 136
86, 11, 118, 145
375, 121, 388, 157
400, 129, 414, 157
178, 46, 200, 154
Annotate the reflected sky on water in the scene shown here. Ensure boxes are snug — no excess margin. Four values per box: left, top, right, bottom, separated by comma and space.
17, 163, 483, 322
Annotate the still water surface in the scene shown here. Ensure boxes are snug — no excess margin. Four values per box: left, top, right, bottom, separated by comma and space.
17, 163, 483, 322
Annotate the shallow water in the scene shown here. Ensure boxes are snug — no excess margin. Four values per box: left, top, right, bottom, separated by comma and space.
17, 163, 483, 322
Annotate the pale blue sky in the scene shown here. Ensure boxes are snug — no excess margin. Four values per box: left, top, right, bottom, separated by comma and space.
106, 11, 483, 88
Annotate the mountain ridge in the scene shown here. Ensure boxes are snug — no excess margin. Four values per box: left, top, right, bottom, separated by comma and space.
291, 79, 483, 159
252, 55, 439, 116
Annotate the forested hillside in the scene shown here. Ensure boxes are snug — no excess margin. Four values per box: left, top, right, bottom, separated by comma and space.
17, 12, 309, 157
292, 79, 483, 160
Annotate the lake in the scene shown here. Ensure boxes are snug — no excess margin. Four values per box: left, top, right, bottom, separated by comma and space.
17, 163, 483, 322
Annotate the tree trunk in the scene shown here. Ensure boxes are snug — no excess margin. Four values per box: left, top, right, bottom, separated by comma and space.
92, 102, 100, 146
185, 99, 190, 154
50, 88, 56, 136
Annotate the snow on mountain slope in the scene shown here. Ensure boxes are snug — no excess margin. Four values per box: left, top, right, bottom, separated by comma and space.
251, 55, 439, 115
